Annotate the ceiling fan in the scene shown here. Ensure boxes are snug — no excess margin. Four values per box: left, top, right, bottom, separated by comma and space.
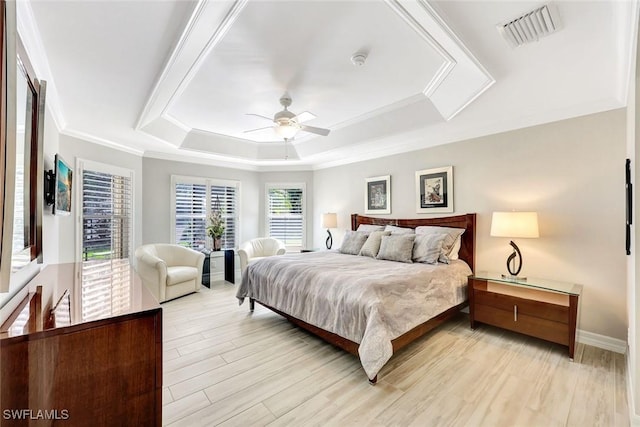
244, 94, 331, 140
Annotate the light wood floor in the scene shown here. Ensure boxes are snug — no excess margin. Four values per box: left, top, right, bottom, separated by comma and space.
161, 281, 629, 427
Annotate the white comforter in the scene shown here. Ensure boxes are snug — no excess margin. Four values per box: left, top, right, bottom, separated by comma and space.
236, 251, 471, 380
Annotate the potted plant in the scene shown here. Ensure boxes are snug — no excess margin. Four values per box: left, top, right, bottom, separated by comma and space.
206, 209, 225, 251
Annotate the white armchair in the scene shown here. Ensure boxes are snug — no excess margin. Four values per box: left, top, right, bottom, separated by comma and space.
238, 238, 286, 275
134, 244, 205, 303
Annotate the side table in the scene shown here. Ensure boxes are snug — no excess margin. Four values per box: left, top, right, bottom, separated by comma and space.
468, 271, 582, 359
200, 249, 211, 288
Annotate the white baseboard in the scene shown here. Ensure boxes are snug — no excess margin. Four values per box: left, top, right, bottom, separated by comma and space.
577, 329, 627, 354
628, 353, 640, 426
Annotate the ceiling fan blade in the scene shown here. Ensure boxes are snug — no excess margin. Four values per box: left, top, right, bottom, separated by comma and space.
300, 125, 330, 136
294, 111, 316, 123
246, 113, 274, 122
243, 126, 274, 134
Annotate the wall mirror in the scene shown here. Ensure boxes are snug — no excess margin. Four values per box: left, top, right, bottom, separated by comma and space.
0, 0, 45, 294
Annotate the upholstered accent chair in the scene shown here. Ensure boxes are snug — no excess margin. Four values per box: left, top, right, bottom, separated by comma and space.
134, 244, 205, 303
238, 238, 286, 275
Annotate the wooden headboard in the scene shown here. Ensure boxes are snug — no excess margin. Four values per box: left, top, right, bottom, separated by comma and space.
351, 213, 477, 272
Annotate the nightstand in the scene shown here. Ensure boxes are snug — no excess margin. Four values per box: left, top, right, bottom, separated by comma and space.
468, 271, 582, 359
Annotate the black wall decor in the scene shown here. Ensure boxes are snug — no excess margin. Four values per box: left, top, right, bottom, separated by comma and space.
627, 159, 632, 255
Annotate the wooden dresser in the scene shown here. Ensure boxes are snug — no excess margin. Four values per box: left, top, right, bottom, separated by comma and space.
0, 261, 162, 426
468, 271, 581, 359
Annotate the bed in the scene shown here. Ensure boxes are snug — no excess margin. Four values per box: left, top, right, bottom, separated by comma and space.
236, 213, 476, 383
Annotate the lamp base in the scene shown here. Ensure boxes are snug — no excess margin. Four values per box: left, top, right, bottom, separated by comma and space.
501, 274, 527, 282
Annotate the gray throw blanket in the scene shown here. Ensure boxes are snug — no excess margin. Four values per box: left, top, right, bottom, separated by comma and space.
236, 251, 471, 379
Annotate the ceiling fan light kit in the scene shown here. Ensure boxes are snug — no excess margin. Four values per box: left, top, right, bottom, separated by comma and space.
244, 93, 331, 140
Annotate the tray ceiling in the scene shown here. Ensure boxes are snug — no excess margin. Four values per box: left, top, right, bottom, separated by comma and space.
20, 0, 637, 170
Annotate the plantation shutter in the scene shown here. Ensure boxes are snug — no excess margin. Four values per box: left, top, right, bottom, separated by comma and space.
172, 177, 240, 250
82, 170, 131, 261
267, 185, 305, 249
210, 184, 238, 249
175, 183, 207, 249
80, 163, 134, 321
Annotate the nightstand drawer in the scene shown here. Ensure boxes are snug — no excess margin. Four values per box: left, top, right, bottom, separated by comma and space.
473, 289, 569, 323
474, 304, 570, 346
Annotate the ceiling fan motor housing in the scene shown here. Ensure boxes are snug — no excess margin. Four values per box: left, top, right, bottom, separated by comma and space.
279, 94, 293, 108
274, 109, 296, 123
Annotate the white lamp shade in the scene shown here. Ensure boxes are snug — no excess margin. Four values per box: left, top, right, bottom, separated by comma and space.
490, 212, 539, 238
322, 213, 337, 229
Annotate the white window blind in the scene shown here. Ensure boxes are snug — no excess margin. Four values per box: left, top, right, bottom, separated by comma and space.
79, 162, 134, 321
210, 184, 237, 250
175, 183, 207, 249
172, 177, 240, 250
266, 184, 305, 250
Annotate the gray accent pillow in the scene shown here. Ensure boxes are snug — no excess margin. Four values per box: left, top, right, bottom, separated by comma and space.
357, 224, 384, 232
377, 234, 416, 263
359, 231, 391, 258
414, 226, 465, 264
413, 234, 446, 264
339, 231, 370, 255
384, 225, 415, 235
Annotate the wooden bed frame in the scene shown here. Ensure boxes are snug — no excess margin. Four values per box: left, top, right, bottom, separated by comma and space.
249, 213, 476, 383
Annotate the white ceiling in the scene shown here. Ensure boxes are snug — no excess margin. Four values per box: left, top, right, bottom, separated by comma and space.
19, 0, 638, 170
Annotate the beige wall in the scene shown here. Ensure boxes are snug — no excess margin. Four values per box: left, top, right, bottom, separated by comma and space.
628, 18, 640, 422
314, 109, 627, 340
141, 158, 261, 246
57, 134, 144, 263
141, 159, 315, 248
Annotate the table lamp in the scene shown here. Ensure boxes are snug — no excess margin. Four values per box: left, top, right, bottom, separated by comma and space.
490, 211, 539, 280
322, 213, 337, 250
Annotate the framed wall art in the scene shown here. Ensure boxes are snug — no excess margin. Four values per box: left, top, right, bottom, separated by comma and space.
365, 175, 391, 215
415, 166, 453, 213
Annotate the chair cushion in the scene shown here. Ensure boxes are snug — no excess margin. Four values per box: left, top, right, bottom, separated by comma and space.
166, 266, 199, 286
248, 257, 266, 265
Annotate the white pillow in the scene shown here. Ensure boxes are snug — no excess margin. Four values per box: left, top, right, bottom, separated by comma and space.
384, 225, 415, 235
357, 224, 384, 232
448, 236, 462, 260
414, 226, 465, 264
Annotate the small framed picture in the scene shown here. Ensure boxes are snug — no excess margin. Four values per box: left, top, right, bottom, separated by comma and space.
365, 175, 391, 215
415, 166, 453, 213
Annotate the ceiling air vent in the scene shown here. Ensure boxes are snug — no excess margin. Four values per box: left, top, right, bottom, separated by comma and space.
497, 4, 560, 48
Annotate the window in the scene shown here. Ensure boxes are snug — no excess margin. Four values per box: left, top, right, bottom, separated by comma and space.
266, 183, 306, 251
172, 176, 240, 250
78, 160, 134, 320
82, 169, 132, 261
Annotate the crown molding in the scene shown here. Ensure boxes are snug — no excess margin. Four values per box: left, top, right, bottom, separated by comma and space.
61, 129, 144, 157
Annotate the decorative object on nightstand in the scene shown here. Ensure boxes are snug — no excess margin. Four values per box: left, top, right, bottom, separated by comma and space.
322, 212, 337, 250
490, 211, 539, 280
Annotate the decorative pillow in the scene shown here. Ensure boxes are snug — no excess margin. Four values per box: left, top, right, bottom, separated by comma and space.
357, 224, 385, 232
339, 231, 370, 255
359, 231, 391, 258
377, 234, 416, 263
414, 226, 465, 263
412, 234, 446, 264
384, 225, 415, 235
